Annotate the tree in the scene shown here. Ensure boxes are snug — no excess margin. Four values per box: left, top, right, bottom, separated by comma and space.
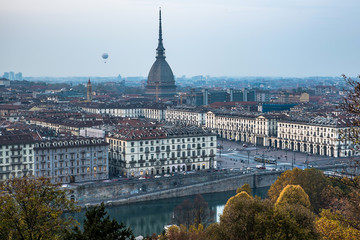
172, 199, 193, 229
172, 194, 213, 229
193, 194, 212, 227
0, 177, 78, 240
163, 224, 207, 240
268, 168, 330, 212
64, 202, 134, 240
275, 185, 311, 209
316, 209, 360, 240
341, 75, 360, 145
211, 190, 318, 240
236, 183, 251, 195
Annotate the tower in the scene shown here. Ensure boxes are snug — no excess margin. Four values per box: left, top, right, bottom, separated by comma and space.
146, 8, 176, 100
86, 78, 92, 102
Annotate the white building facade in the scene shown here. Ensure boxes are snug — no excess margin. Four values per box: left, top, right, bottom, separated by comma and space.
106, 127, 217, 177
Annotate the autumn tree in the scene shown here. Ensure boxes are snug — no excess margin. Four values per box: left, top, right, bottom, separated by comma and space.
63, 202, 134, 240
236, 183, 251, 195
275, 185, 311, 209
0, 177, 78, 240
268, 168, 330, 212
208, 189, 318, 240
316, 209, 360, 240
163, 224, 207, 240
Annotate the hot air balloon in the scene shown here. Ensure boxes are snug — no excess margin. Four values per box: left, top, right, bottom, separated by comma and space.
102, 53, 108, 63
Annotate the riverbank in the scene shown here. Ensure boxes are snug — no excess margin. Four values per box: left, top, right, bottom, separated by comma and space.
71, 171, 282, 208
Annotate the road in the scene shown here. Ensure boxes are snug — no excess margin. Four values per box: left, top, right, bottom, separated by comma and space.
216, 138, 359, 173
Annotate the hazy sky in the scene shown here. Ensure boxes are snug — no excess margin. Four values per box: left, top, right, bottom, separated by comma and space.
1, 0, 359, 78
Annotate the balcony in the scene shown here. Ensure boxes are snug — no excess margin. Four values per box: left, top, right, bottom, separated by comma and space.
11, 161, 22, 165
138, 160, 145, 164
11, 147, 22, 151
160, 158, 167, 162
149, 158, 156, 162
209, 153, 216, 157
11, 154, 22, 158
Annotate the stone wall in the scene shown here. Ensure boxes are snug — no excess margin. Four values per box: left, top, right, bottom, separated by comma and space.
73, 171, 282, 206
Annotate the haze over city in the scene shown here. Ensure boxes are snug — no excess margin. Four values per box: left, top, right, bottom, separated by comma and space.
1, 0, 360, 78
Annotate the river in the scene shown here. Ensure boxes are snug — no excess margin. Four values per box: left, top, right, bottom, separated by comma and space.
69, 187, 269, 237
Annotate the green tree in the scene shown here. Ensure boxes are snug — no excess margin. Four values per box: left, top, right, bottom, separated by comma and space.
275, 185, 311, 209
236, 183, 251, 195
0, 177, 78, 240
64, 203, 134, 240
268, 168, 330, 212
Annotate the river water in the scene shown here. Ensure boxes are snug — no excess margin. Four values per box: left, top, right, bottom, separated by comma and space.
70, 187, 269, 236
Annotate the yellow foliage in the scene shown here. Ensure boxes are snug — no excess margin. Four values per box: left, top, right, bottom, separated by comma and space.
225, 191, 252, 209
316, 210, 360, 240
275, 184, 311, 209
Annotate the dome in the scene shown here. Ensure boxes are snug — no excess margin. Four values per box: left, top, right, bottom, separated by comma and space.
147, 58, 175, 85
145, 9, 177, 98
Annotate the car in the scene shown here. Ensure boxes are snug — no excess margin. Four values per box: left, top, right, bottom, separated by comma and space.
164, 174, 171, 177
138, 176, 146, 180
243, 144, 248, 147
154, 175, 161, 178
256, 165, 266, 170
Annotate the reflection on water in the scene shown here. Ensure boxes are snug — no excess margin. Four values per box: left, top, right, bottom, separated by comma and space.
71, 187, 269, 236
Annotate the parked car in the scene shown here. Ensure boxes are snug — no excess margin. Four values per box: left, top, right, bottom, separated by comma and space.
138, 176, 146, 180
164, 174, 171, 177
154, 175, 161, 178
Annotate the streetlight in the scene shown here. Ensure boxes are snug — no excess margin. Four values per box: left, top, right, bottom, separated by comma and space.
262, 150, 265, 168
306, 153, 309, 168
246, 149, 250, 165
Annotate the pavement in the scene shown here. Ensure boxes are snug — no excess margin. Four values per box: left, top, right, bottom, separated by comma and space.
216, 138, 356, 171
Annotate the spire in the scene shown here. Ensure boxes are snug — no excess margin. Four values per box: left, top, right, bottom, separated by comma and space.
156, 7, 165, 58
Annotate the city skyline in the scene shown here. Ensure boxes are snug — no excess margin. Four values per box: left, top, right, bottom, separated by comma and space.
1, 0, 360, 78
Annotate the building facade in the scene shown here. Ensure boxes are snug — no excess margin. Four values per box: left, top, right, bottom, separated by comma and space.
206, 111, 278, 146
0, 134, 35, 181
270, 118, 351, 157
106, 126, 217, 177
34, 138, 109, 183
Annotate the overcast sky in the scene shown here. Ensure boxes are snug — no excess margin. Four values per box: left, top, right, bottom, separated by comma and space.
1, 0, 359, 78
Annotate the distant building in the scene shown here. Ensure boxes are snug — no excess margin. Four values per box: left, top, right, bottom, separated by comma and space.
9, 72, 14, 81
15, 72, 22, 81
0, 134, 36, 180
34, 138, 109, 183
3, 72, 9, 79
0, 78, 10, 87
146, 9, 177, 99
86, 78, 92, 102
